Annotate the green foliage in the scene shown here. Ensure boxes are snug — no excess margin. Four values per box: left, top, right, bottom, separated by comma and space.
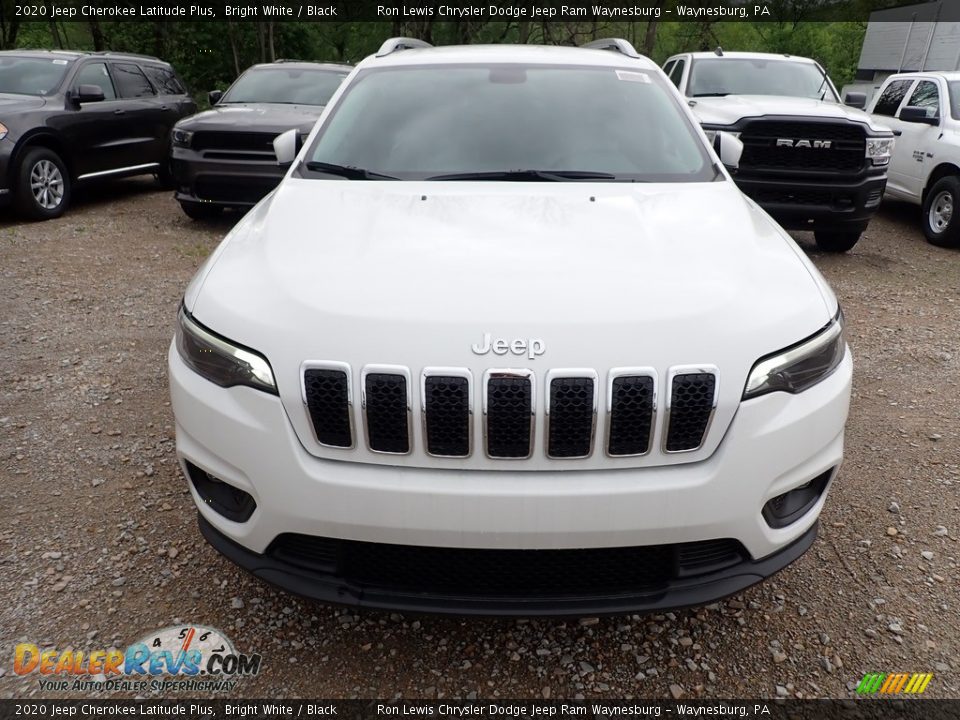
3, 19, 868, 94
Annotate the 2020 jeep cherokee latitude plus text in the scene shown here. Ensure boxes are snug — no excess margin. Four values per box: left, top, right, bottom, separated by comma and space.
169, 38, 852, 615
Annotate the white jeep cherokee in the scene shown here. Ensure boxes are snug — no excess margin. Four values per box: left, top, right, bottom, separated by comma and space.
169, 38, 852, 615
663, 50, 895, 253
866, 71, 960, 247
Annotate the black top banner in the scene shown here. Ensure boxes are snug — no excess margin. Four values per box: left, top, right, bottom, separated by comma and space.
6, 0, 960, 23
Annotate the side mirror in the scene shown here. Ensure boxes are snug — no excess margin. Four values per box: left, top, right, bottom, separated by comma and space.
273, 129, 299, 165
843, 92, 867, 109
208, 89, 223, 106
714, 131, 743, 170
73, 84, 105, 104
899, 105, 938, 125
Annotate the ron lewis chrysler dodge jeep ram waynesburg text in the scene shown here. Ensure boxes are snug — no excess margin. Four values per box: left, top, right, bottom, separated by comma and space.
169, 38, 852, 615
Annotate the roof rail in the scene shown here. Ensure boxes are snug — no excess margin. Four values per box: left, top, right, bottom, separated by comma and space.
92, 50, 162, 62
376, 37, 433, 58
581, 38, 640, 59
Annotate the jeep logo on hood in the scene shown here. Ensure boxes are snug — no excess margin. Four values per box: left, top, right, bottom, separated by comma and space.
776, 138, 833, 149
472, 333, 545, 360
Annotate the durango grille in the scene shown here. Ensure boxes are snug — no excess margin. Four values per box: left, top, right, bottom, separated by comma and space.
268, 533, 746, 598
191, 131, 279, 158
301, 365, 719, 461
738, 120, 866, 174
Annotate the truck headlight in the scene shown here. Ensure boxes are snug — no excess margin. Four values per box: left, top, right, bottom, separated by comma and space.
176, 307, 277, 395
171, 128, 194, 148
865, 137, 894, 166
743, 312, 845, 399
700, 124, 739, 144
0, 123, 8, 141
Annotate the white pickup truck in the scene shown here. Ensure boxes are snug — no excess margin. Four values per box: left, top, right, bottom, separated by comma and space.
663, 50, 895, 253
866, 71, 960, 247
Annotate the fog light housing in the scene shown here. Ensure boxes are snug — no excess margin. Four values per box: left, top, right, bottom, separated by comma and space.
762, 470, 832, 529
185, 461, 256, 522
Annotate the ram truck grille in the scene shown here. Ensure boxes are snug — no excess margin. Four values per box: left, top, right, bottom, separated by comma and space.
739, 120, 866, 175
300, 364, 719, 462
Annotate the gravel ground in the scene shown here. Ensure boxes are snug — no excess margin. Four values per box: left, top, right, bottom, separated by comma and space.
1, 179, 958, 700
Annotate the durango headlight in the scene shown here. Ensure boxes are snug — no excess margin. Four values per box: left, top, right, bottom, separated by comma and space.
0, 122, 8, 141
743, 311, 846, 399
176, 307, 277, 394
171, 128, 194, 148
865, 137, 894, 166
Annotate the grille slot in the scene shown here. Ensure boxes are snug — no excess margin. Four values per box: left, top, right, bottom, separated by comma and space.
665, 371, 717, 452
546, 373, 597, 458
485, 371, 534, 459
303, 366, 353, 448
363, 370, 411, 454
607, 373, 655, 456
423, 372, 471, 457
192, 131, 278, 154
267, 533, 748, 598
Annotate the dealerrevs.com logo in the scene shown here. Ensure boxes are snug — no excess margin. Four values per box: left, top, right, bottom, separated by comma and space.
856, 673, 934, 695
14, 624, 261, 693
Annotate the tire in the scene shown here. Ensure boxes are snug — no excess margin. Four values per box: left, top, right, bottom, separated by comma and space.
922, 176, 960, 248
14, 147, 71, 220
179, 201, 223, 221
813, 230, 861, 253
156, 153, 176, 190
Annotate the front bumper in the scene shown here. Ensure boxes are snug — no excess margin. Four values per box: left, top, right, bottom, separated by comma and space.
170, 147, 285, 208
0, 143, 12, 207
735, 173, 887, 232
169, 344, 851, 613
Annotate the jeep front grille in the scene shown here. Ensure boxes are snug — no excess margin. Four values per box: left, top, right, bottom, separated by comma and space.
739, 120, 866, 174
301, 364, 719, 461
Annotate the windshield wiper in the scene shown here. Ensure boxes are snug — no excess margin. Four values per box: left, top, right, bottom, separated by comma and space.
692, 92, 730, 98
304, 161, 399, 180
425, 169, 618, 182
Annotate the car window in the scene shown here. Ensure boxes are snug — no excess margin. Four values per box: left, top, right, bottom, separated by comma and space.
663, 60, 676, 77
950, 81, 960, 120
873, 79, 913, 116
112, 62, 155, 98
668, 59, 685, 88
222, 67, 348, 105
305, 64, 714, 183
0, 55, 71, 96
73, 62, 116, 100
143, 65, 185, 95
687, 58, 837, 101
903, 80, 940, 119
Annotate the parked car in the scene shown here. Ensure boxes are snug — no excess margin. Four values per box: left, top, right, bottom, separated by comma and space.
169, 60, 350, 220
170, 37, 851, 615
663, 49, 895, 253
866, 71, 960, 247
0, 49, 195, 220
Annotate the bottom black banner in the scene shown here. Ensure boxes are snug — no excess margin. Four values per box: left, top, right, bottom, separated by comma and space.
2, 700, 960, 720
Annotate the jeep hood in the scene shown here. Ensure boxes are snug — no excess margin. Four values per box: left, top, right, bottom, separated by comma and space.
176, 102, 324, 135
690, 94, 891, 133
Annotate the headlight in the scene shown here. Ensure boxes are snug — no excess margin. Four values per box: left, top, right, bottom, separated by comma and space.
176, 307, 277, 394
865, 137, 894, 166
700, 125, 739, 144
171, 128, 194, 148
743, 311, 846, 399
0, 122, 8, 141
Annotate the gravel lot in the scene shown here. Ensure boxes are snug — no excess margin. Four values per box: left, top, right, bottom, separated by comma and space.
1, 179, 958, 700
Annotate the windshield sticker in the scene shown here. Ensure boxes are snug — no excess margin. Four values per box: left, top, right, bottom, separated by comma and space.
52, 59, 69, 65
616, 70, 650, 83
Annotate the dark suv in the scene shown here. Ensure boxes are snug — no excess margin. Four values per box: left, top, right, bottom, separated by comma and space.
169, 61, 349, 219
0, 50, 196, 220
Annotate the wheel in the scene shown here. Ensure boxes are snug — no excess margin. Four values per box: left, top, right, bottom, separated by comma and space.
922, 176, 960, 248
14, 147, 71, 220
179, 201, 223, 221
814, 229, 861, 253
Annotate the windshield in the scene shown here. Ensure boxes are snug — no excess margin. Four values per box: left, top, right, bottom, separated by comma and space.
221, 67, 347, 105
303, 64, 714, 182
950, 81, 960, 120
0, 56, 71, 96
688, 58, 838, 101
